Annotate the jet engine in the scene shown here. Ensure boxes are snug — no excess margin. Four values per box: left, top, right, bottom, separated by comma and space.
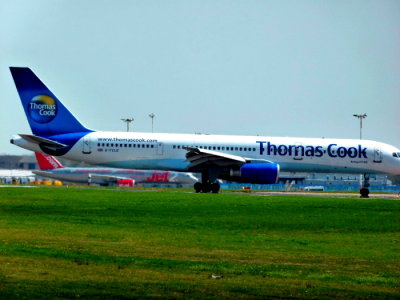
227, 162, 280, 184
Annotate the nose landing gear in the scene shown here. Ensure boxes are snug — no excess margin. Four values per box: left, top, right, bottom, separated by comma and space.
194, 182, 221, 193
360, 174, 370, 198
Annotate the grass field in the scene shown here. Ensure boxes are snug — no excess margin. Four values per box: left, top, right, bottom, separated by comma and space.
0, 187, 399, 299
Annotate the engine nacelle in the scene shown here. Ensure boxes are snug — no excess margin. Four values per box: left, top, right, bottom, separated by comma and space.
229, 163, 280, 184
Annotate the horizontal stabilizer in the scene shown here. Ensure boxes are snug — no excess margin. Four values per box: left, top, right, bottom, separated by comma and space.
19, 134, 67, 148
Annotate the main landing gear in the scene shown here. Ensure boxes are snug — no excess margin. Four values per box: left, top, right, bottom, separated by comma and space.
194, 182, 220, 193
360, 174, 370, 198
193, 171, 221, 193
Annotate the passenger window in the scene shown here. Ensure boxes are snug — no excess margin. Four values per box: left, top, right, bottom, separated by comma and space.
217, 147, 220, 150
151, 145, 154, 148
177, 145, 180, 149
222, 147, 225, 150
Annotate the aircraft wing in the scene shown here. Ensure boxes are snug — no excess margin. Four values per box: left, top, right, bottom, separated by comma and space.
184, 146, 271, 169
87, 174, 129, 183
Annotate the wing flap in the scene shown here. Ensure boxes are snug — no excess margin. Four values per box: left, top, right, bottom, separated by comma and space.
184, 146, 246, 169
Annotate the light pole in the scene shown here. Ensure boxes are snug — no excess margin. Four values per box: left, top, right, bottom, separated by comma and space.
121, 118, 134, 132
353, 113, 368, 196
353, 114, 367, 140
149, 113, 155, 133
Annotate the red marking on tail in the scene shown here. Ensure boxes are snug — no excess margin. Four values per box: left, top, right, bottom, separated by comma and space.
35, 152, 64, 170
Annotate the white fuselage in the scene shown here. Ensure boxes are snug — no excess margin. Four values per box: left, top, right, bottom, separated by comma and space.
13, 131, 400, 176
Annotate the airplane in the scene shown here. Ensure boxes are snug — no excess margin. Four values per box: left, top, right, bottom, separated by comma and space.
33, 152, 198, 186
9, 67, 400, 196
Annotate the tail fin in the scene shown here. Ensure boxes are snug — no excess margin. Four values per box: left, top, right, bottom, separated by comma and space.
35, 152, 64, 170
10, 67, 92, 136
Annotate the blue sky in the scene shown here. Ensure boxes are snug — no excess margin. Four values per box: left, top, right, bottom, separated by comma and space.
1, 0, 399, 155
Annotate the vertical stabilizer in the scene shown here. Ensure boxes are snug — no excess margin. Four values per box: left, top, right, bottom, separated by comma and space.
35, 152, 64, 170
10, 67, 92, 136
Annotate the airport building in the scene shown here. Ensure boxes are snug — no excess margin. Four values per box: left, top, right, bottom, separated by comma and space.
278, 172, 390, 186
224, 171, 395, 192
0, 154, 37, 170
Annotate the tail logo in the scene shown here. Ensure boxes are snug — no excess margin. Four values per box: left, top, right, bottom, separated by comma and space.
28, 95, 57, 123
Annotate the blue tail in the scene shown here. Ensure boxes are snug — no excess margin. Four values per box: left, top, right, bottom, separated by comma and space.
10, 67, 91, 135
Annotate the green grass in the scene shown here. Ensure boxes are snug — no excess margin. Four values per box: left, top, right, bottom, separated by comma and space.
0, 187, 399, 299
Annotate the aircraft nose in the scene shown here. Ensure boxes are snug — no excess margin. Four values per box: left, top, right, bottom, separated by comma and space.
10, 138, 14, 144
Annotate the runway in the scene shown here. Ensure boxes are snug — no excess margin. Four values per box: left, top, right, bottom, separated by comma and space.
1, 184, 399, 200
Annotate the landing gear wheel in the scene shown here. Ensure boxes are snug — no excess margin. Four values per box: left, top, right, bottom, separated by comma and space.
211, 182, 220, 194
194, 182, 202, 193
360, 174, 370, 198
360, 188, 369, 198
202, 183, 211, 193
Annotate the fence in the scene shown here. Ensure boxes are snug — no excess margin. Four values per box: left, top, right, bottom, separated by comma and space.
222, 183, 400, 193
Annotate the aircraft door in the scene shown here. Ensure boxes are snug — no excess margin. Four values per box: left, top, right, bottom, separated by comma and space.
156, 142, 164, 155
373, 146, 382, 163
82, 136, 92, 154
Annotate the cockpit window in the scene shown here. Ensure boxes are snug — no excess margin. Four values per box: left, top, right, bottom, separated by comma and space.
393, 152, 400, 158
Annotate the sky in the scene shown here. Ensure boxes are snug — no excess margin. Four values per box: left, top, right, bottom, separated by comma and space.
1, 0, 399, 155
